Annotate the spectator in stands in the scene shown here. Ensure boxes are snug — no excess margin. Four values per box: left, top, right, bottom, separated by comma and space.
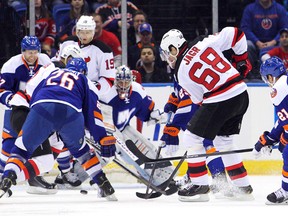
56, 0, 89, 43
0, 1, 23, 67
34, 0, 56, 57
137, 45, 170, 83
127, 10, 147, 46
87, 0, 107, 12
128, 22, 164, 71
240, 0, 288, 80
7, 0, 26, 7
261, 28, 288, 68
95, 0, 138, 40
93, 13, 122, 67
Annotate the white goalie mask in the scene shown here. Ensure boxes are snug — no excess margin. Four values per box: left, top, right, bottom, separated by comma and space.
115, 65, 133, 100
160, 29, 186, 68
60, 44, 83, 65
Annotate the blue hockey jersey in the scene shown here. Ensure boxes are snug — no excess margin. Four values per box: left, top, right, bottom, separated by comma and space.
99, 82, 155, 131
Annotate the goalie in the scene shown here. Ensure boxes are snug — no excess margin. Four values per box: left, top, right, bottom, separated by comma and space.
60, 65, 177, 195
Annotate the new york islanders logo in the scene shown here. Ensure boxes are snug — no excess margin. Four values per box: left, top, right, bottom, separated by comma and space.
270, 88, 277, 98
262, 18, 272, 30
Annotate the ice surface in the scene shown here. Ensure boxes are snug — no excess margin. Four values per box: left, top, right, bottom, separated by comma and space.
0, 176, 285, 216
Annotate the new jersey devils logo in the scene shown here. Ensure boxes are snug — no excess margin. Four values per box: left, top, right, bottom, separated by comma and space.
84, 56, 91, 62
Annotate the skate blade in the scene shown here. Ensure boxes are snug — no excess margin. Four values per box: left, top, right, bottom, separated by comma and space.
26, 186, 58, 195
227, 193, 254, 201
56, 184, 81, 190
178, 194, 209, 202
266, 200, 288, 205
104, 193, 118, 201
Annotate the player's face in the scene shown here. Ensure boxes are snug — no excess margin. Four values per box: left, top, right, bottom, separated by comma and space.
22, 50, 39, 65
116, 79, 131, 99
77, 30, 94, 44
167, 47, 177, 69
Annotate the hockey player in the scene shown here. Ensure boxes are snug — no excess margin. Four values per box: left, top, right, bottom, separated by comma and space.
160, 27, 253, 202
8, 43, 85, 193
52, 16, 116, 187
52, 15, 116, 98
0, 35, 55, 193
53, 44, 83, 68
161, 81, 231, 198
252, 56, 288, 205
98, 65, 175, 188
0, 58, 117, 201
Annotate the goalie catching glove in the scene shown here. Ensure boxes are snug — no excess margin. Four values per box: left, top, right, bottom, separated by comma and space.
231, 52, 252, 78
252, 131, 278, 158
160, 125, 180, 156
99, 136, 116, 161
147, 109, 168, 126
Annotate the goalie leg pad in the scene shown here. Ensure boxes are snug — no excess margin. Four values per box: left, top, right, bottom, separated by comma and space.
119, 126, 176, 185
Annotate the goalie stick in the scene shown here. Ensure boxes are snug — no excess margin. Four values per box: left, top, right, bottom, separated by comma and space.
143, 144, 163, 199
135, 150, 186, 199
126, 140, 253, 163
85, 136, 178, 198
112, 156, 178, 197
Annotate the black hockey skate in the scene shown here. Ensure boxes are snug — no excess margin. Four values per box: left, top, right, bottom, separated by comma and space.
178, 183, 210, 202
55, 171, 82, 188
27, 176, 58, 195
0, 171, 17, 198
266, 188, 288, 205
90, 173, 117, 201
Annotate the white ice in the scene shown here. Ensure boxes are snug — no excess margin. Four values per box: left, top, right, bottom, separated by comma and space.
0, 175, 286, 216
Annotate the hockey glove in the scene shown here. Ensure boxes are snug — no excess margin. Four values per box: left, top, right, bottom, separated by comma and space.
147, 109, 167, 126
279, 133, 288, 153
252, 131, 278, 158
160, 125, 180, 156
164, 92, 179, 113
231, 52, 252, 78
100, 136, 116, 161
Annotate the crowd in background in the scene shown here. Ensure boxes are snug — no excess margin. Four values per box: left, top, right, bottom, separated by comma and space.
1, 0, 288, 83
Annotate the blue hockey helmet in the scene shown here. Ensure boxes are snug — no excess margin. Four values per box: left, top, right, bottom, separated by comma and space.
260, 56, 287, 86
115, 65, 133, 99
66, 58, 88, 75
21, 36, 41, 52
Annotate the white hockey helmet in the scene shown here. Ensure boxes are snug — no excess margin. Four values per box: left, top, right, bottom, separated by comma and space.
60, 44, 83, 64
160, 29, 186, 68
160, 29, 186, 53
76, 15, 96, 31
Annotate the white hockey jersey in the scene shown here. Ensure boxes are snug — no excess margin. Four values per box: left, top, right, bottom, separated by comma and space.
175, 27, 248, 104
53, 36, 116, 97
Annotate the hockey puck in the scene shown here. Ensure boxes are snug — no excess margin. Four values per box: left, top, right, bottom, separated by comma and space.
80, 190, 88, 195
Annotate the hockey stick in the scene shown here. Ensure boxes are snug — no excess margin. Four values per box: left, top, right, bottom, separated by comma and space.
144, 144, 163, 199
85, 136, 177, 198
135, 151, 186, 199
143, 111, 173, 198
126, 140, 253, 163
113, 156, 176, 196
